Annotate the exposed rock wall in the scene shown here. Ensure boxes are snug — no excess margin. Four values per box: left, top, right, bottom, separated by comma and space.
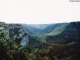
0, 22, 29, 46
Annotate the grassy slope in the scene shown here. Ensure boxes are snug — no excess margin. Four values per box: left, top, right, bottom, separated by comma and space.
48, 23, 69, 36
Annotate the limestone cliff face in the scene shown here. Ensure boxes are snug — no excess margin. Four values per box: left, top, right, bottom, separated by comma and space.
0, 22, 29, 47
46, 22, 80, 44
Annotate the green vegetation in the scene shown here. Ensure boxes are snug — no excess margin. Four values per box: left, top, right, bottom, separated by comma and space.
0, 35, 79, 60
32, 23, 69, 42
32, 32, 48, 42
0, 29, 28, 60
67, 42, 77, 46
0, 38, 79, 60
0, 26, 77, 60
0, 22, 80, 60
49, 23, 69, 36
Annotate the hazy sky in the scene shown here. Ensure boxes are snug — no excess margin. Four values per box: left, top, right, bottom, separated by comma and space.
0, 0, 80, 24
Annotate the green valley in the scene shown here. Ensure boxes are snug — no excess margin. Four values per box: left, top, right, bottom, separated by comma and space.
0, 21, 80, 60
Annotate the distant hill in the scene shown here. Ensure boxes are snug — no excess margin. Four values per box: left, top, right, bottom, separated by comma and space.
28, 24, 48, 29
21, 24, 42, 35
46, 22, 80, 44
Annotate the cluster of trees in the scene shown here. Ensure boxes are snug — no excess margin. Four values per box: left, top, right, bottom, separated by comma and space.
0, 29, 58, 60
0, 38, 55, 60
0, 28, 55, 60
0, 28, 79, 60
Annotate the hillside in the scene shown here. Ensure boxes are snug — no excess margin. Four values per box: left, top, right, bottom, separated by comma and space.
1, 21, 79, 45
29, 22, 80, 44
31, 23, 69, 42
46, 22, 80, 44
0, 21, 80, 60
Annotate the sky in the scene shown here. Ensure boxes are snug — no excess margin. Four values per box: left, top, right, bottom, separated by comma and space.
0, 0, 80, 24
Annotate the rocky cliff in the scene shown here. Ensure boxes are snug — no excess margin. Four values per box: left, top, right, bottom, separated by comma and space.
0, 22, 29, 47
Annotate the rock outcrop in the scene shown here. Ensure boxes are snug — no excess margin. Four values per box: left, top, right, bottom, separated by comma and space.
0, 22, 29, 47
